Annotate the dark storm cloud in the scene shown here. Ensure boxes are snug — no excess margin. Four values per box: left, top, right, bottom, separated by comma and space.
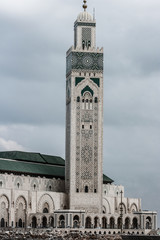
0, 14, 66, 82
0, 79, 65, 124
104, 74, 160, 127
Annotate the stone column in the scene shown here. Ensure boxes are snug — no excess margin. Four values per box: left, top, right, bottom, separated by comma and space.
81, 213, 85, 228
69, 213, 72, 228
54, 214, 57, 228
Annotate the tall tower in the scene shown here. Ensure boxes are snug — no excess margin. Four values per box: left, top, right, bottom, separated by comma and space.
65, 0, 103, 214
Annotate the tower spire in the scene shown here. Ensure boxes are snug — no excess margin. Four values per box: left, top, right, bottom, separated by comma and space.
83, 0, 87, 11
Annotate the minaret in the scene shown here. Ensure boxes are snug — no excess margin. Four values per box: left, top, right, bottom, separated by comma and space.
65, 0, 103, 214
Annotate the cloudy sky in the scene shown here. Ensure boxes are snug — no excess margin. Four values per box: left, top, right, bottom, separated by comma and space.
0, 0, 160, 226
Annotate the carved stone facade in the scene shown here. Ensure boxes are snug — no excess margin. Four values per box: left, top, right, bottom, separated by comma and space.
0, 173, 157, 233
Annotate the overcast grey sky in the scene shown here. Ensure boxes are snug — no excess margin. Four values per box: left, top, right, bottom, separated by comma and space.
0, 0, 160, 226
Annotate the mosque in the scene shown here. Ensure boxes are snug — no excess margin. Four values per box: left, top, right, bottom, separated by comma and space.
0, 0, 157, 234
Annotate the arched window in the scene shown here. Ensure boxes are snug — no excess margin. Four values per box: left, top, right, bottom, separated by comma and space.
94, 217, 99, 228
0, 218, 5, 228
146, 217, 152, 229
110, 217, 115, 229
17, 183, 20, 189
85, 186, 88, 193
77, 96, 80, 102
50, 217, 54, 227
117, 217, 121, 229
82, 92, 93, 110
73, 215, 80, 228
43, 208, 49, 213
94, 97, 98, 103
32, 216, 37, 228
102, 206, 106, 214
18, 218, 23, 228
102, 217, 107, 229
49, 185, 52, 191
33, 184, 36, 190
85, 217, 91, 228
132, 218, 138, 229
82, 40, 85, 49
59, 215, 65, 228
125, 217, 130, 229
42, 216, 47, 228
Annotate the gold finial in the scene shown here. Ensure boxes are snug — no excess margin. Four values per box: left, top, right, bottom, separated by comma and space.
83, 0, 87, 11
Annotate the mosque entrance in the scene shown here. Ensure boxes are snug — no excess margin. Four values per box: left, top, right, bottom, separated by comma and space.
42, 216, 47, 228
0, 218, 5, 227
32, 216, 37, 228
18, 218, 23, 228
85, 217, 91, 228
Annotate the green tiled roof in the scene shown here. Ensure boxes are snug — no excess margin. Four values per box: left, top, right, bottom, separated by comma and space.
0, 151, 114, 183
0, 158, 65, 179
103, 174, 114, 184
0, 151, 65, 166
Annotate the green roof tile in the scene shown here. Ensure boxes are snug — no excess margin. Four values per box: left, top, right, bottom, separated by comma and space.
103, 174, 114, 184
0, 159, 65, 179
0, 151, 65, 166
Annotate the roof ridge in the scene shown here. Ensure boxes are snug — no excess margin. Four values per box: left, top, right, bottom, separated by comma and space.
39, 153, 47, 163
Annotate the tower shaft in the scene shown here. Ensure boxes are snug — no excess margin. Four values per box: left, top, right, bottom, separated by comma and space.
65, 7, 103, 214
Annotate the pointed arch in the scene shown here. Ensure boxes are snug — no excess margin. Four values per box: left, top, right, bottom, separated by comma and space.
130, 203, 138, 213
15, 196, 27, 210
102, 217, 107, 229
73, 215, 80, 228
0, 175, 6, 188
81, 85, 94, 96
0, 194, 9, 209
38, 194, 55, 213
110, 217, 115, 229
0, 195, 9, 227
15, 196, 27, 228
132, 217, 138, 229
118, 202, 127, 214
94, 216, 99, 228
14, 177, 23, 189
103, 198, 111, 214
146, 216, 152, 229
32, 216, 37, 228
125, 217, 131, 229
31, 178, 39, 191
85, 216, 92, 228
46, 180, 54, 192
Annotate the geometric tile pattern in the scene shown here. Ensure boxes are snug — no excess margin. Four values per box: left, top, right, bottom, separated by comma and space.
76, 91, 98, 193
82, 27, 91, 47
66, 52, 103, 74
